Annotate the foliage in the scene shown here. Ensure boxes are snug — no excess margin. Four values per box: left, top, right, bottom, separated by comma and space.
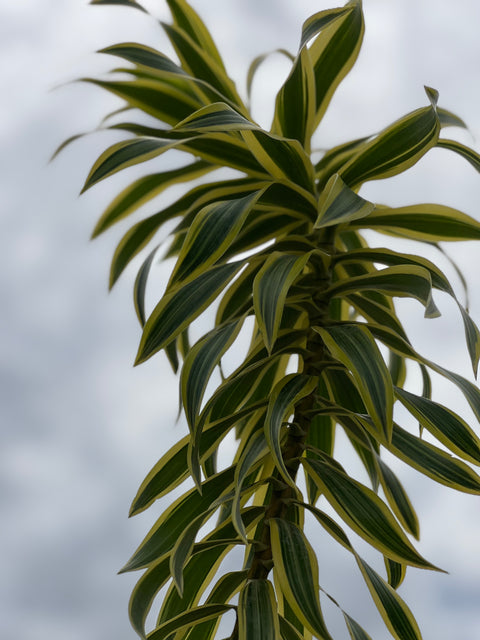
67, 0, 480, 638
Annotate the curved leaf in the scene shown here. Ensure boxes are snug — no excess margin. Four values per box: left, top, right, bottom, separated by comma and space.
302, 457, 439, 570
437, 138, 480, 172
270, 518, 334, 640
253, 252, 311, 352
147, 604, 233, 640
316, 324, 393, 440
135, 261, 242, 365
315, 173, 375, 228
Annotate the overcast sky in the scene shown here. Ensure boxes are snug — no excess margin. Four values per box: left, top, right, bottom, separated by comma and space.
1, 1, 480, 639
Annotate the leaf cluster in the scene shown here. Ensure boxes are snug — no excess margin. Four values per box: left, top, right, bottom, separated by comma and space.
67, 1, 480, 638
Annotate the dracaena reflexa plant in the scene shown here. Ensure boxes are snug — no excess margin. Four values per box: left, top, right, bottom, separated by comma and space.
67, 0, 480, 638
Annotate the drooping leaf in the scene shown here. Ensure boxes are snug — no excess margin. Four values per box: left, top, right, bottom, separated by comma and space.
269, 518, 334, 640
135, 261, 242, 364
437, 138, 480, 172
316, 324, 394, 440
253, 252, 311, 353
264, 374, 318, 486
376, 457, 419, 538
395, 387, 480, 465
90, 0, 147, 11
238, 579, 280, 640
146, 604, 233, 640
302, 457, 439, 570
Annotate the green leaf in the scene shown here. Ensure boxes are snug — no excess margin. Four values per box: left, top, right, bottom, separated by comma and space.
355, 556, 422, 640
133, 245, 160, 326
92, 160, 211, 238
437, 138, 480, 172
272, 45, 316, 149
376, 457, 419, 538
315, 173, 375, 228
343, 614, 373, 640
395, 387, 480, 465
121, 467, 235, 572
253, 252, 311, 353
238, 580, 280, 640
146, 604, 233, 640
81, 137, 181, 193
388, 423, 480, 494
181, 320, 243, 430
232, 428, 268, 542
308, 1, 364, 128
340, 88, 439, 187
165, 0, 227, 72
135, 261, 242, 365
316, 324, 393, 440
328, 265, 441, 318
385, 558, 407, 590
161, 22, 243, 108
279, 616, 305, 640
352, 203, 480, 241
302, 457, 439, 570
169, 191, 262, 286
265, 374, 317, 486
99, 42, 187, 74
300, 6, 352, 48
269, 519, 334, 640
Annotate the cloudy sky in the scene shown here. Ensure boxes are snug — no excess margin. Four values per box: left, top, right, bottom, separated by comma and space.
1, 1, 480, 639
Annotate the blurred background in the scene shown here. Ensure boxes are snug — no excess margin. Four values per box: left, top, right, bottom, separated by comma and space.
1, 1, 479, 638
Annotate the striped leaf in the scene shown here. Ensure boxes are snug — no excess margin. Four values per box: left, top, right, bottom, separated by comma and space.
270, 519, 334, 640
395, 387, 480, 465
165, 0, 227, 73
376, 457, 419, 538
181, 320, 243, 430
246, 48, 295, 103
146, 604, 233, 640
352, 203, 480, 241
388, 423, 480, 494
355, 557, 422, 640
385, 558, 407, 590
340, 88, 439, 187
437, 138, 480, 172
272, 45, 316, 149
99, 42, 186, 75
308, 1, 364, 128
81, 137, 182, 193
253, 252, 311, 352
343, 614, 373, 640
264, 374, 318, 486
168, 191, 262, 287
92, 160, 211, 238
238, 580, 280, 640
316, 324, 393, 440
315, 173, 375, 228
135, 261, 242, 365
120, 467, 235, 572
279, 616, 305, 640
302, 457, 438, 570
328, 265, 441, 318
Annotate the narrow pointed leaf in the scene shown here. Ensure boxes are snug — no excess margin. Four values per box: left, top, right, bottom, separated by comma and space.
355, 556, 422, 640
146, 604, 233, 640
395, 387, 480, 465
437, 138, 480, 172
328, 265, 441, 318
303, 458, 439, 570
246, 49, 295, 102
121, 467, 235, 572
90, 0, 147, 11
133, 244, 160, 326
270, 519, 334, 640
181, 320, 243, 430
376, 457, 419, 538
308, 1, 364, 128
385, 558, 407, 590
265, 374, 317, 486
169, 191, 262, 286
135, 261, 242, 364
388, 423, 480, 494
340, 91, 439, 187
343, 614, 373, 640
317, 324, 393, 440
92, 160, 211, 237
238, 580, 280, 640
352, 203, 480, 241
253, 252, 310, 352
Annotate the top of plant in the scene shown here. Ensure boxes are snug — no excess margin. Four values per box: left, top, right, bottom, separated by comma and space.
64, 0, 480, 638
